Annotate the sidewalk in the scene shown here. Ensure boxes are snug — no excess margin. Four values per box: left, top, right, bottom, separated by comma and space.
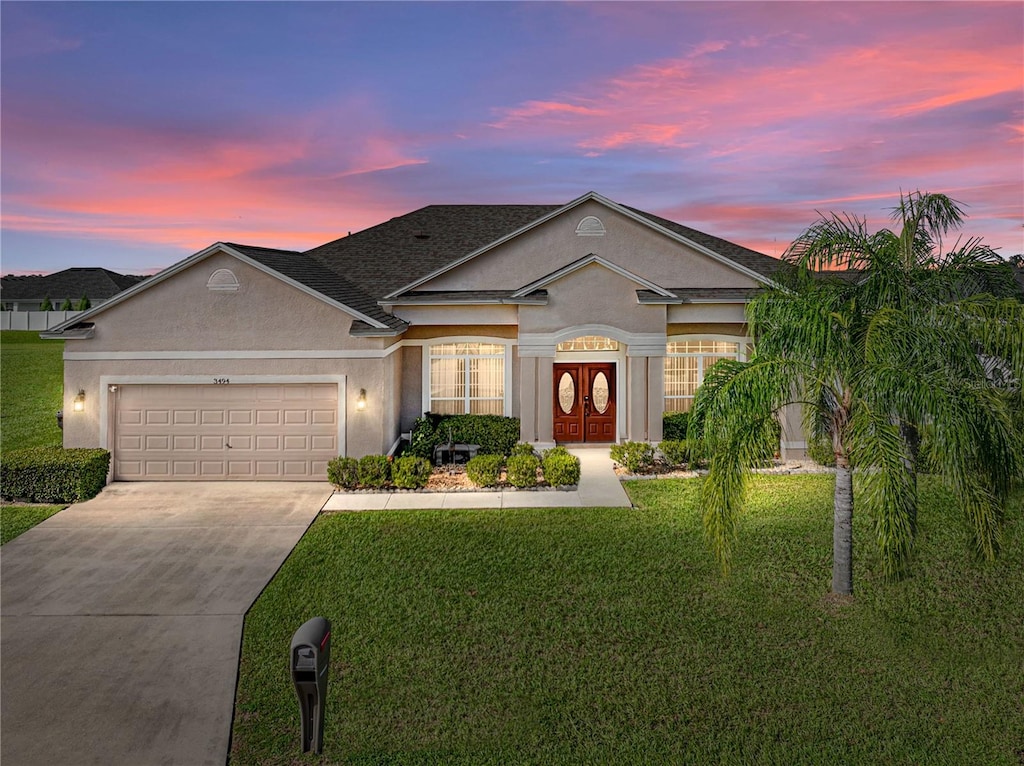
321, 447, 632, 511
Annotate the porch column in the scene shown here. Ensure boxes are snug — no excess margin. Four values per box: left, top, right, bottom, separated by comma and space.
536, 356, 554, 444
627, 356, 647, 442
519, 356, 537, 443
779, 403, 808, 460
646, 355, 664, 443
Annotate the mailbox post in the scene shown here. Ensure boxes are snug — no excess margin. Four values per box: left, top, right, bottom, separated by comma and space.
290, 616, 331, 754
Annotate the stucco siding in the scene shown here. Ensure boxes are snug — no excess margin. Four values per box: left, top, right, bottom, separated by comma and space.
75, 251, 382, 353
519, 262, 667, 335
417, 200, 760, 293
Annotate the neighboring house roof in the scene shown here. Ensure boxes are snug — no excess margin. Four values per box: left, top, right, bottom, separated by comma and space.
1, 267, 146, 301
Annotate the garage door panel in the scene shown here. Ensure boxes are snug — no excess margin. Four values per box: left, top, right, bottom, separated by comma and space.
114, 383, 339, 481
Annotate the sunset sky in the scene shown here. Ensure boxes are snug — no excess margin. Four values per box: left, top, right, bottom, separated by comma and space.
2, 1, 1021, 276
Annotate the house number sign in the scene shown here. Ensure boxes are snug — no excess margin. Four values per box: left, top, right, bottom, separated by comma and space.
213, 378, 230, 384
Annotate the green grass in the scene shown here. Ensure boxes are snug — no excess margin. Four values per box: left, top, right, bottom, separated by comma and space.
1, 504, 65, 544
231, 475, 1024, 765
1, 330, 64, 452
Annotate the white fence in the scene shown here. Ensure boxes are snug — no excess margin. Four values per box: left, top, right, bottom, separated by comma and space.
1, 311, 83, 331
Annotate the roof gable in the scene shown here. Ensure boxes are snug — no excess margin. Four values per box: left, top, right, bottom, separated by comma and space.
511, 254, 674, 298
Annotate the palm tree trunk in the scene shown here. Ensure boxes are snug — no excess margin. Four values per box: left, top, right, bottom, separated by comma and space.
832, 459, 854, 595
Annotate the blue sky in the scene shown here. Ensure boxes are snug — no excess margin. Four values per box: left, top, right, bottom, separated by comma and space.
2, 1, 1021, 275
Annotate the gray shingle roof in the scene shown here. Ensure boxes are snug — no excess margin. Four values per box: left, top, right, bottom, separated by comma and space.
1, 268, 146, 301
305, 205, 561, 300
226, 243, 407, 330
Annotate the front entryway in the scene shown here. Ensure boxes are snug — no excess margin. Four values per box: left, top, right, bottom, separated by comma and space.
553, 362, 615, 442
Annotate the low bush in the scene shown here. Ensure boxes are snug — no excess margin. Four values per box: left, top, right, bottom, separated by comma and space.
0, 447, 110, 503
610, 441, 655, 473
466, 454, 504, 487
392, 456, 432, 489
357, 455, 392, 489
327, 456, 360, 490
542, 450, 580, 486
808, 436, 836, 467
506, 454, 540, 488
409, 413, 521, 458
663, 411, 690, 441
510, 442, 537, 458
659, 440, 691, 467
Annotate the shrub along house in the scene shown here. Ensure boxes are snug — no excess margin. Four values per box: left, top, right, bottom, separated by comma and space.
45, 192, 806, 481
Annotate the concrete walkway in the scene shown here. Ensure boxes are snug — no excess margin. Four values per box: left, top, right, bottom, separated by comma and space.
323, 446, 632, 511
1, 482, 330, 766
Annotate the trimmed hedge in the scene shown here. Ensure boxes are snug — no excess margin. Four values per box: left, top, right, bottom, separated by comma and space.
510, 442, 537, 458
659, 440, 691, 467
357, 455, 392, 489
393, 456, 432, 489
466, 454, 504, 487
1, 447, 110, 503
409, 413, 521, 458
542, 449, 580, 486
506, 454, 540, 488
663, 411, 690, 441
610, 441, 655, 473
327, 456, 360, 490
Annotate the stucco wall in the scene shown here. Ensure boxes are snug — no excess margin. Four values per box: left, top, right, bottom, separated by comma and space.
519, 263, 667, 335
61, 250, 402, 457
419, 200, 760, 293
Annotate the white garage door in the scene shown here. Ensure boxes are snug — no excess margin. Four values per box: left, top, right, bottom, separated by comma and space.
113, 383, 339, 480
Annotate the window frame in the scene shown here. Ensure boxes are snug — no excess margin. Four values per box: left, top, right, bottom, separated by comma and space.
420, 338, 513, 416
663, 335, 748, 413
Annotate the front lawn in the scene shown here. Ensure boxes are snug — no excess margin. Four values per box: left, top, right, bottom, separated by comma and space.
1, 504, 65, 544
231, 475, 1024, 765
1, 330, 64, 452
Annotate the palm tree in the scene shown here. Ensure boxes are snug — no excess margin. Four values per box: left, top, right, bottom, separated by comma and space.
691, 191, 1022, 594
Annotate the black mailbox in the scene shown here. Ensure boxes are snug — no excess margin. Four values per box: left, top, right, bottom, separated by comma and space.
290, 616, 331, 754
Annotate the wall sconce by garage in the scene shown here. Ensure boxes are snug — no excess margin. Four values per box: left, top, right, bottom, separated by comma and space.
355, 389, 367, 411
73, 389, 86, 412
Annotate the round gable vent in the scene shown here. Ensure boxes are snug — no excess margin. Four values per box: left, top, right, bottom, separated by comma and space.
207, 268, 240, 292
576, 216, 606, 237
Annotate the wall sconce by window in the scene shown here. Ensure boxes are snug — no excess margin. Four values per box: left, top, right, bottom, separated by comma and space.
356, 389, 367, 411
73, 389, 86, 412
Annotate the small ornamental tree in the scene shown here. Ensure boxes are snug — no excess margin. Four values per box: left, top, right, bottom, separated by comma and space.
76, 295, 91, 311
40, 297, 53, 311
60, 298, 73, 311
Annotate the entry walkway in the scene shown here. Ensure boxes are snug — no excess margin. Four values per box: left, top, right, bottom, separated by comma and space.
322, 446, 632, 511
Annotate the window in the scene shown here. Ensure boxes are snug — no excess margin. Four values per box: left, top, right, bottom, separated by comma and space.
429, 342, 505, 415
556, 335, 620, 352
664, 340, 742, 412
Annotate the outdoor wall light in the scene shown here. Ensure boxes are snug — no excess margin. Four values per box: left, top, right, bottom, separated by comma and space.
73, 389, 86, 413
356, 389, 367, 411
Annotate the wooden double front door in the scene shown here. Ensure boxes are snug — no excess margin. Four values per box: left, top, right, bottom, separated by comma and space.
553, 363, 616, 442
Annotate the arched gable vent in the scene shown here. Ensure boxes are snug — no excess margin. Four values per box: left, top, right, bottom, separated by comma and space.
207, 268, 240, 292
575, 215, 606, 237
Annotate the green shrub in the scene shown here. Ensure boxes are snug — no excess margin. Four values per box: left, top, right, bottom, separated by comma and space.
808, 436, 836, 467
327, 456, 360, 490
510, 442, 537, 458
663, 411, 690, 441
1, 447, 110, 503
76, 295, 91, 311
506, 454, 540, 488
393, 456, 432, 489
40, 297, 53, 311
542, 450, 580, 486
659, 440, 691, 467
408, 414, 438, 459
466, 454, 504, 487
610, 441, 655, 473
357, 455, 392, 489
60, 298, 73, 311
412, 414, 521, 459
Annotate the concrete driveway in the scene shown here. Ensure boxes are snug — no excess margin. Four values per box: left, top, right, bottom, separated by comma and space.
1, 481, 330, 766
